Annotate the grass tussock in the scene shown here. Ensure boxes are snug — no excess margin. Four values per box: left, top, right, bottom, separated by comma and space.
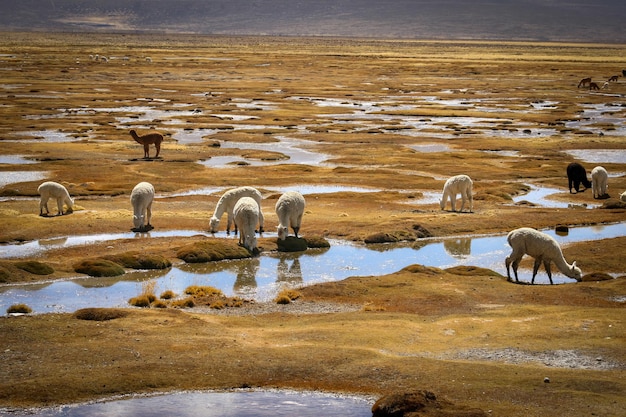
103, 252, 172, 270
73, 308, 129, 321
14, 261, 54, 275
185, 285, 223, 297
177, 240, 252, 263
275, 289, 302, 304
7, 304, 32, 314
73, 259, 125, 277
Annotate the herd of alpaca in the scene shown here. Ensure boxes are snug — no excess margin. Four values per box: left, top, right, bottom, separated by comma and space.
37, 157, 622, 284
577, 74, 621, 90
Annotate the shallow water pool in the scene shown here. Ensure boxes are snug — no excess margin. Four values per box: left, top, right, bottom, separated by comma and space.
1, 223, 623, 314
8, 390, 373, 417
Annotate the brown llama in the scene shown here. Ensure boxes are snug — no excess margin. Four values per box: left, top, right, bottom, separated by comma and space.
577, 77, 591, 88
589, 82, 600, 90
608, 75, 619, 82
129, 129, 163, 159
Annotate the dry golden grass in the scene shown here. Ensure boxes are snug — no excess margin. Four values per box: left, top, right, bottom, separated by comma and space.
0, 32, 625, 415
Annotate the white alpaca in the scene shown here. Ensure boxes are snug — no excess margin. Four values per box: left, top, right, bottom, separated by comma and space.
130, 182, 155, 232
38, 181, 74, 216
440, 174, 473, 212
209, 186, 264, 234
621, 191, 626, 202
591, 166, 608, 199
505, 227, 582, 285
275, 191, 306, 240
233, 197, 259, 252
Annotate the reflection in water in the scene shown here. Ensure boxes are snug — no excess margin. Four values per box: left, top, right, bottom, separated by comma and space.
12, 390, 372, 417
443, 238, 471, 258
1, 223, 624, 314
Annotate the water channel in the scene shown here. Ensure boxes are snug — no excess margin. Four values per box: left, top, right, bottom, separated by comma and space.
1, 223, 623, 315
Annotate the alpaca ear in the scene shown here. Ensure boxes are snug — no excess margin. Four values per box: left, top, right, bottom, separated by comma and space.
572, 261, 577, 268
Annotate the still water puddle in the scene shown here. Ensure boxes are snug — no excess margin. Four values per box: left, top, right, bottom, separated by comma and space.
9, 390, 372, 417
1, 223, 623, 314
564, 149, 626, 164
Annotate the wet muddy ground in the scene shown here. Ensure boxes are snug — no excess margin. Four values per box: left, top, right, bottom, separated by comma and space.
0, 33, 625, 416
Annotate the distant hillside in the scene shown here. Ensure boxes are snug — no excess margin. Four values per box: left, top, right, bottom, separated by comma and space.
1, 0, 625, 43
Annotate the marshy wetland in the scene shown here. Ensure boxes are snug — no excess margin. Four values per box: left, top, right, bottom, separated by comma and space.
1, 32, 625, 416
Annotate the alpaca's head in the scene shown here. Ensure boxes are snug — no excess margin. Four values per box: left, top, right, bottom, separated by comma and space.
245, 235, 258, 252
209, 216, 220, 233
133, 214, 144, 230
570, 261, 582, 281
277, 225, 289, 240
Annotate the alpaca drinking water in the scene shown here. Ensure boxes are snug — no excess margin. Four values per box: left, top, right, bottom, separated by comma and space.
591, 166, 608, 199
566, 162, 591, 193
130, 182, 155, 232
209, 186, 264, 234
505, 227, 582, 285
233, 197, 260, 252
440, 174, 473, 212
129, 129, 164, 159
275, 191, 306, 240
38, 181, 74, 216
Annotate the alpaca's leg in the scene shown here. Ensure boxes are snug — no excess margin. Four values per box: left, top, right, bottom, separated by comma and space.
450, 194, 456, 212
505, 257, 512, 280
459, 194, 466, 212
56, 197, 64, 215
154, 141, 161, 158
468, 191, 473, 212
257, 208, 264, 233
226, 213, 233, 234
531, 257, 543, 284
40, 197, 48, 215
143, 143, 150, 158
544, 261, 553, 284
146, 202, 152, 226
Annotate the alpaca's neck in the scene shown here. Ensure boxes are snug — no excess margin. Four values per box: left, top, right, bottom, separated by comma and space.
130, 131, 143, 144
212, 198, 227, 218
552, 252, 575, 278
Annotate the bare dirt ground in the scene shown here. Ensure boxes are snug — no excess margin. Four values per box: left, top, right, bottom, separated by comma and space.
0, 32, 625, 416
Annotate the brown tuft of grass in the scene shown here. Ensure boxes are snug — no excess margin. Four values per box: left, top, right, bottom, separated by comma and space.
177, 240, 252, 263
275, 289, 302, 304
160, 290, 176, 299
171, 297, 195, 308
73, 308, 128, 321
185, 285, 223, 297
128, 295, 153, 308
6, 304, 32, 314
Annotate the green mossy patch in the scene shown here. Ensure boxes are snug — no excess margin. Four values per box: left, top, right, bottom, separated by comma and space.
73, 259, 125, 277
177, 239, 252, 263
445, 265, 504, 278
103, 252, 172, 270
14, 261, 54, 275
304, 235, 331, 249
277, 236, 308, 252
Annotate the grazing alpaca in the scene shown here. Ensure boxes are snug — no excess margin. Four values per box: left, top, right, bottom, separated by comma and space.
591, 166, 608, 198
275, 191, 306, 240
566, 162, 591, 193
577, 77, 591, 88
589, 82, 600, 90
440, 174, 473, 212
38, 181, 74, 216
505, 227, 582, 285
129, 129, 163, 159
620, 191, 626, 202
209, 186, 265, 234
608, 75, 619, 82
233, 197, 259, 252
130, 182, 155, 232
